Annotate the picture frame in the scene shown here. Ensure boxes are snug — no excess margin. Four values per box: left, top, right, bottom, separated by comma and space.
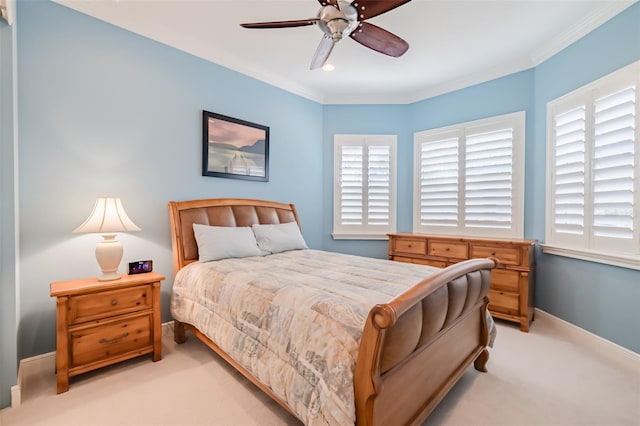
202, 110, 269, 182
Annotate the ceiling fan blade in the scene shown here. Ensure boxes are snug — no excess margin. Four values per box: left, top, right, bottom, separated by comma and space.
350, 21, 408, 57
317, 0, 341, 10
310, 34, 335, 70
240, 19, 318, 29
352, 0, 412, 20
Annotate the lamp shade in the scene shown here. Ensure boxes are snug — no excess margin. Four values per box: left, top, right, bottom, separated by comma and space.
74, 198, 140, 281
73, 197, 140, 234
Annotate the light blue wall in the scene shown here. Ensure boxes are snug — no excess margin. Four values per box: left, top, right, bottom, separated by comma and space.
531, 4, 640, 352
16, 1, 323, 359
0, 9, 18, 409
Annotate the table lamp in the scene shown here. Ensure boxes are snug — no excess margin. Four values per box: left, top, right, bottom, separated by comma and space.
73, 197, 141, 281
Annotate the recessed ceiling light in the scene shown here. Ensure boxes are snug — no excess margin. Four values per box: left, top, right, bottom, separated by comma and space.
322, 63, 335, 72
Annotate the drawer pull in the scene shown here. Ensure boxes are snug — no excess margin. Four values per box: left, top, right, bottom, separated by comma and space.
407, 244, 412, 248
491, 252, 497, 256
99, 332, 129, 345
111, 299, 118, 306
445, 248, 450, 251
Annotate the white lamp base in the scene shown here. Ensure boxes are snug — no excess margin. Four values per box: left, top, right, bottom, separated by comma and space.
95, 234, 123, 281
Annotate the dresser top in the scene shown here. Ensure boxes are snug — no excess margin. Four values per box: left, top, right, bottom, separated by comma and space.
388, 233, 537, 246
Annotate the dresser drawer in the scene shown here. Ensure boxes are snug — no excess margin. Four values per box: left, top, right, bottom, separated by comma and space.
412, 258, 449, 268
393, 239, 427, 255
471, 245, 521, 266
70, 314, 152, 367
428, 241, 468, 259
69, 285, 152, 324
490, 269, 520, 292
488, 290, 519, 316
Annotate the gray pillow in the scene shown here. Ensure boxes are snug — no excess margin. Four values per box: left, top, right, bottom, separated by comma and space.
193, 224, 263, 262
252, 222, 308, 254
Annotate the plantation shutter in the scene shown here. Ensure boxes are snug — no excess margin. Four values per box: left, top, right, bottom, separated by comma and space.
545, 61, 640, 267
367, 145, 391, 225
414, 111, 524, 239
339, 145, 364, 225
465, 128, 514, 229
418, 135, 459, 227
551, 106, 587, 239
592, 86, 636, 243
333, 135, 397, 238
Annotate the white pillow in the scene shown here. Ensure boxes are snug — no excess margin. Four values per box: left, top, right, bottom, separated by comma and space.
252, 222, 308, 254
193, 224, 263, 262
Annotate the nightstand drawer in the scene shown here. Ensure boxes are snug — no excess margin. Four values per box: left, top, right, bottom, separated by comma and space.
394, 239, 427, 255
69, 285, 152, 324
70, 314, 152, 367
471, 245, 521, 266
428, 241, 468, 259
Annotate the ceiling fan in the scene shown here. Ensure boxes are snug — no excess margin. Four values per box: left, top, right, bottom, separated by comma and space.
240, 0, 412, 70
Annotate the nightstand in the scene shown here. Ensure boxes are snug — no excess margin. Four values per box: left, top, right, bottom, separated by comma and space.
50, 272, 164, 393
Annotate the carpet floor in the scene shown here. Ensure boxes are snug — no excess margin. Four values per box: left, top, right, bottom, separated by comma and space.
1, 312, 638, 425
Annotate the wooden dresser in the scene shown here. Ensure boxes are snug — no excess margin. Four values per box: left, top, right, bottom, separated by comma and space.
388, 234, 536, 332
50, 272, 164, 393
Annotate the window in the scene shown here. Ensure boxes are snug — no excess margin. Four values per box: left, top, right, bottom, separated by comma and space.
333, 135, 397, 239
544, 61, 640, 270
413, 111, 525, 239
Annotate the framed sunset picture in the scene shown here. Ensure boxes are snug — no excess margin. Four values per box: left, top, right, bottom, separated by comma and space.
202, 110, 269, 182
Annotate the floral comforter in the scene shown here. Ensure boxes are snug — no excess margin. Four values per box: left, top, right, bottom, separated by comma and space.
170, 249, 447, 425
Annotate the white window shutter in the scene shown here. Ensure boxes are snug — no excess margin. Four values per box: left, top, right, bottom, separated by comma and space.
465, 128, 514, 229
552, 106, 587, 239
592, 86, 636, 247
414, 112, 525, 239
544, 61, 640, 268
367, 145, 391, 225
339, 144, 364, 225
418, 136, 459, 228
333, 135, 397, 239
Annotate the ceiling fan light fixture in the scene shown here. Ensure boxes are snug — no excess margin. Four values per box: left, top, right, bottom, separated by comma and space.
325, 19, 348, 41
240, 0, 413, 69
322, 63, 335, 71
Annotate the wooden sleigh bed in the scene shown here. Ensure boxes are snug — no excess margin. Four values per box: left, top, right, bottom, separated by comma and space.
168, 198, 497, 425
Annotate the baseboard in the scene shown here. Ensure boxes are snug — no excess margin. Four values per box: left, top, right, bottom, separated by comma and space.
10, 322, 174, 408
11, 350, 54, 408
535, 308, 639, 369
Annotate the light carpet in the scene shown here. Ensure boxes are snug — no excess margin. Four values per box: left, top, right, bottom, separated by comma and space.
1, 312, 638, 425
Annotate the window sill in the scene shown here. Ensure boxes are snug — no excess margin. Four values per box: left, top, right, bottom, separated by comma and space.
540, 244, 640, 271
331, 233, 390, 241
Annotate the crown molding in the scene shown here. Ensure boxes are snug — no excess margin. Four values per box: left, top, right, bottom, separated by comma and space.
530, 1, 637, 66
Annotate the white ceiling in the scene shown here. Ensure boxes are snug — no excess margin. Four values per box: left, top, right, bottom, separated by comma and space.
54, 0, 636, 104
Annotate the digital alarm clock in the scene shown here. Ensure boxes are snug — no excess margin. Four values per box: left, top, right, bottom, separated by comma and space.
128, 260, 153, 275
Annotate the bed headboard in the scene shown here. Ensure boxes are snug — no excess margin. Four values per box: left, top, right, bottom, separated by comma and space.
168, 198, 301, 276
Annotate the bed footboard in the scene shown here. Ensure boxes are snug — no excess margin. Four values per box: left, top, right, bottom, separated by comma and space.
354, 257, 497, 426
